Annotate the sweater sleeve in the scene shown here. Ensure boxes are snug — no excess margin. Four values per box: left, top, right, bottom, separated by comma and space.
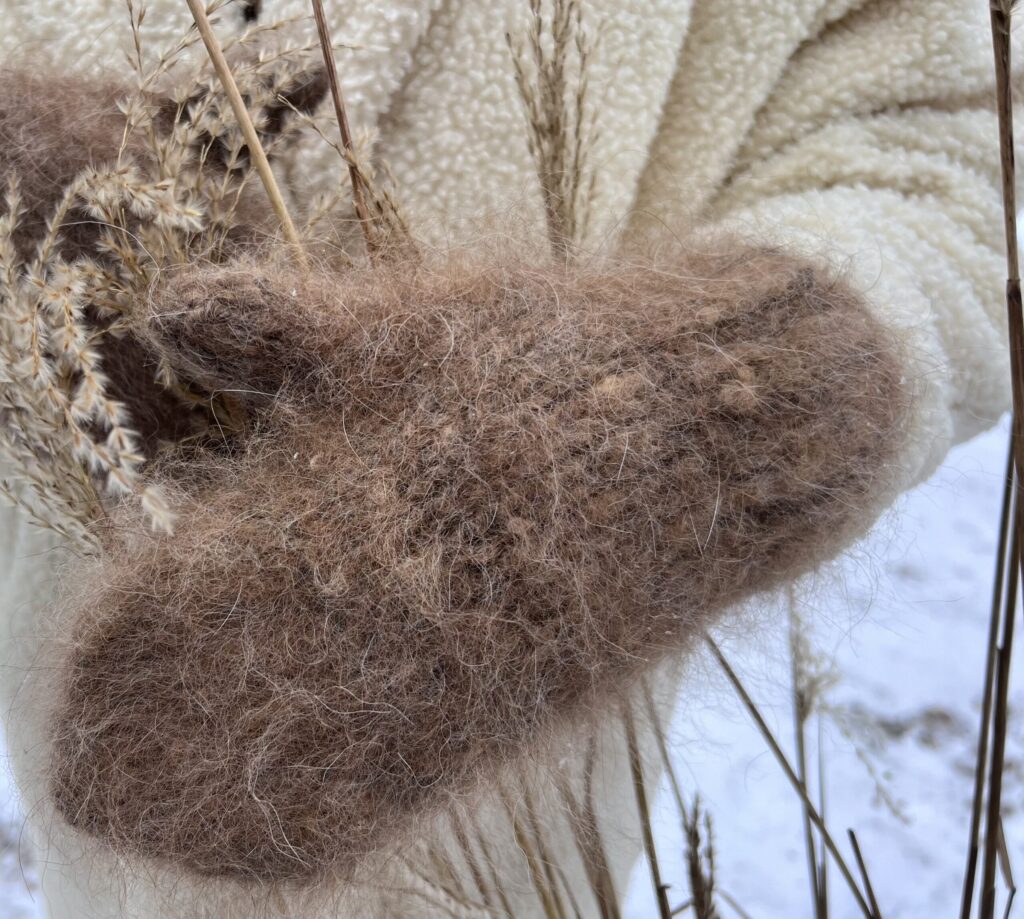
0, 0, 440, 138
632, 0, 1014, 487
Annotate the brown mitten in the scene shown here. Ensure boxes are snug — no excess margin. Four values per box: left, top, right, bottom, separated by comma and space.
0, 66, 325, 452
48, 245, 908, 882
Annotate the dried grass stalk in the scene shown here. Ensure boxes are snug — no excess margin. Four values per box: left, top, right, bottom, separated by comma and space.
508, 0, 600, 259
309, 0, 375, 252
184, 0, 307, 266
683, 796, 719, 919
556, 738, 621, 919
0, 12, 331, 544
968, 4, 1024, 918
623, 699, 672, 919
705, 636, 875, 919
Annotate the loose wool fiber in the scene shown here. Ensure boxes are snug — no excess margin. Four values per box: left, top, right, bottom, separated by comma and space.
0, 66, 323, 454
49, 244, 908, 883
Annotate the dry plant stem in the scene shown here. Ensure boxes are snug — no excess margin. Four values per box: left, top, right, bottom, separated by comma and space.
449, 814, 494, 914
719, 891, 754, 919
980, 5, 1024, 917
406, 851, 476, 916
789, 599, 825, 919
309, 0, 375, 253
673, 890, 750, 918
981, 539, 1018, 919
622, 700, 673, 919
961, 442, 1015, 919
643, 676, 712, 917
507, 0, 597, 259
582, 742, 621, 919
557, 769, 621, 919
555, 865, 586, 919
997, 818, 1017, 911
470, 820, 516, 918
990, 0, 1024, 505
427, 848, 488, 916
505, 799, 564, 919
184, 0, 308, 267
704, 636, 874, 919
683, 798, 719, 919
990, 0, 1024, 465
997, 820, 1017, 919
847, 830, 881, 919
641, 677, 690, 826
817, 721, 829, 913
521, 781, 570, 919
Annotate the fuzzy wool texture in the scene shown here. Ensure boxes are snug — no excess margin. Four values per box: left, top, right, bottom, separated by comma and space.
46, 245, 907, 882
0, 67, 326, 456
0, 71, 129, 262
0, 67, 306, 263
1, 0, 1007, 478
0, 2, 1015, 917
0, 68, 207, 455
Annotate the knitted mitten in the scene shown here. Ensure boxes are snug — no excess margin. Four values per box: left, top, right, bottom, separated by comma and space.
48, 248, 907, 882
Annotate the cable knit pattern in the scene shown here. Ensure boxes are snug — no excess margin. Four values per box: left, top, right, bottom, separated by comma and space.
0, 1, 1013, 917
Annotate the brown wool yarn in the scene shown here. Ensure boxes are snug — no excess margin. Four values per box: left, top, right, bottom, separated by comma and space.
0, 67, 325, 453
48, 244, 909, 883
0, 67, 325, 263
0, 69, 130, 262
0, 69, 207, 449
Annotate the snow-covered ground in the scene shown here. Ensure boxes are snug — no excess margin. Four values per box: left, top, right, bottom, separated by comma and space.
0, 418, 1016, 918
626, 416, 1020, 918
0, 742, 39, 917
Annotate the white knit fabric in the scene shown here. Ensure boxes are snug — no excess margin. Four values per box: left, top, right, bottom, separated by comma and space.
0, 1, 1013, 916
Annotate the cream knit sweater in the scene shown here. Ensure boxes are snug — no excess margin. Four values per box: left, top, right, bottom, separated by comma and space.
0, 1, 1012, 917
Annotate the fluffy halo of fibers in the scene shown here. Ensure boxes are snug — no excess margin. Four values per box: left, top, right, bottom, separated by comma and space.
48, 243, 909, 883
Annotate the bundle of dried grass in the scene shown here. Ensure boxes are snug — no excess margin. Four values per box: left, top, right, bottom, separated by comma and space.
508, 0, 599, 257
0, 33, 327, 545
47, 239, 909, 883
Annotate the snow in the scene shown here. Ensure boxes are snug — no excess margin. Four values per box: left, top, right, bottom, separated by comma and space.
0, 417, 1016, 918
0, 750, 40, 918
625, 415, 1020, 918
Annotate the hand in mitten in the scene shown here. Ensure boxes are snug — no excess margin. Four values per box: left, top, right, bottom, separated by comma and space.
0, 66, 325, 451
49, 246, 908, 882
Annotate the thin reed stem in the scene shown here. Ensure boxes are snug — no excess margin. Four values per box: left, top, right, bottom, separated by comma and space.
500, 787, 564, 919
979, 5, 1024, 917
961, 442, 1015, 919
704, 635, 874, 919
507, 0, 598, 260
789, 598, 826, 919
469, 816, 516, 918
817, 721, 829, 913
683, 797, 719, 919
309, 0, 375, 253
997, 818, 1017, 915
521, 779, 570, 919
981, 508, 1019, 919
185, 0, 308, 267
641, 677, 690, 825
582, 773, 622, 919
449, 812, 495, 913
847, 830, 881, 919
622, 699, 673, 919
719, 890, 755, 919
556, 739, 622, 919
